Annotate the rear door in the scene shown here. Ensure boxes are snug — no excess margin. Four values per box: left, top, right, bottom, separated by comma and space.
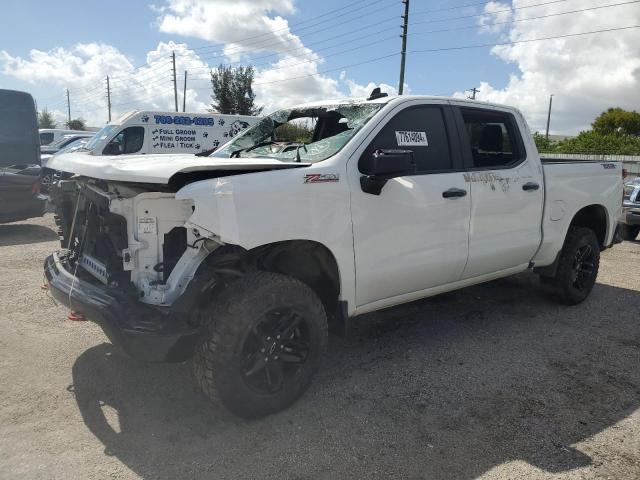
350, 101, 471, 308
453, 105, 544, 278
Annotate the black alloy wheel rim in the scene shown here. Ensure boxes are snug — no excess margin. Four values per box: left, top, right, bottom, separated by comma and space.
571, 244, 595, 291
240, 308, 311, 394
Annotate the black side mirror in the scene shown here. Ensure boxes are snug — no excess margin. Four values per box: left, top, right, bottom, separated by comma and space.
359, 149, 415, 195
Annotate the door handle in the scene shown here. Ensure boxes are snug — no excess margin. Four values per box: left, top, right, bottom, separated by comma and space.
442, 188, 467, 198
522, 182, 540, 191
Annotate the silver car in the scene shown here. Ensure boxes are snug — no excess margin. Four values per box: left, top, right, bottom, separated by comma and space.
622, 177, 640, 240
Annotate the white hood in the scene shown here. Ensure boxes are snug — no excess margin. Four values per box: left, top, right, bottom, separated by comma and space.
46, 152, 309, 184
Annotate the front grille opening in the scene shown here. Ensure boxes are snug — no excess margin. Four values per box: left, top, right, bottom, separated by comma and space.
163, 227, 187, 281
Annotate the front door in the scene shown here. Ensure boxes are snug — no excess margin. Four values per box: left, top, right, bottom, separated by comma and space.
350, 102, 471, 308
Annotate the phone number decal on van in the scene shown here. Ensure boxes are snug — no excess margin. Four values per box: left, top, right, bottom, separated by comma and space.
153, 115, 215, 126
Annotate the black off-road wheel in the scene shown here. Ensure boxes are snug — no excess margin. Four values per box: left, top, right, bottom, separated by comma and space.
622, 224, 640, 241
192, 271, 328, 419
544, 226, 600, 305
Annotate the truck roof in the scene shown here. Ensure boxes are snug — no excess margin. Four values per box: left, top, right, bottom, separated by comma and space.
291, 94, 521, 115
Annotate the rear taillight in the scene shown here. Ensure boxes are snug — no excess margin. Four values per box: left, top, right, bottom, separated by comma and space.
32, 180, 41, 195
622, 168, 628, 179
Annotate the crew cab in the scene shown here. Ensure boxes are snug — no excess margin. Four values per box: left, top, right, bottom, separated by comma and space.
43, 92, 622, 418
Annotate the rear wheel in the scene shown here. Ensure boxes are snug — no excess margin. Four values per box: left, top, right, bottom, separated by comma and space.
192, 271, 328, 419
622, 224, 640, 241
543, 227, 600, 305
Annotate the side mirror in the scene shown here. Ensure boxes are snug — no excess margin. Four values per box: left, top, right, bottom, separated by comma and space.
359, 149, 415, 195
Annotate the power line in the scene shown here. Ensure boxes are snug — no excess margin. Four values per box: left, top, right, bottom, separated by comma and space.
185, 34, 400, 83
412, 0, 571, 27
413, 0, 568, 16
181, 19, 400, 71
185, 0, 638, 85
410, 0, 640, 37
189, 0, 398, 62
189, 0, 396, 55
187, 24, 640, 90
409, 24, 640, 55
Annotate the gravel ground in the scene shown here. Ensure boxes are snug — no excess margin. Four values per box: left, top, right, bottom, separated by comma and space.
1, 214, 639, 480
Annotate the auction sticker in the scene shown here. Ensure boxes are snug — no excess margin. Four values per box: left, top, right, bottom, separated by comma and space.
395, 131, 428, 146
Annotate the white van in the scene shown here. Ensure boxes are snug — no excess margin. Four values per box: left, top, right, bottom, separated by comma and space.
39, 129, 88, 146
78, 110, 261, 157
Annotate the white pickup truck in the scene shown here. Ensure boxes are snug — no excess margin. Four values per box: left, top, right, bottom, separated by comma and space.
44, 91, 622, 418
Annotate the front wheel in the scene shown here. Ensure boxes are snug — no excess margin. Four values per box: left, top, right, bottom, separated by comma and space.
192, 271, 328, 419
544, 226, 600, 305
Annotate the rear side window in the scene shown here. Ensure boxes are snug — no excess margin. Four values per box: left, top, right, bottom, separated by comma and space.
40, 132, 54, 145
363, 105, 452, 173
461, 109, 524, 168
102, 126, 145, 155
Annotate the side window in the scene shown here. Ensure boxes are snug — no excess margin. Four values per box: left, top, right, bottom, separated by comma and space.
102, 126, 145, 155
40, 132, 54, 145
364, 106, 452, 173
461, 109, 523, 168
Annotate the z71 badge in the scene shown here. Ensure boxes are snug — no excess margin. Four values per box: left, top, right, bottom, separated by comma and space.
304, 173, 339, 183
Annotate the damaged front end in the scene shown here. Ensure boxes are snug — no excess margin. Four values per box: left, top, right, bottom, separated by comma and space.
44, 177, 225, 362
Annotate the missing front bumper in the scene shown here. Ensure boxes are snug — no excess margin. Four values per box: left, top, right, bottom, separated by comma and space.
44, 251, 199, 363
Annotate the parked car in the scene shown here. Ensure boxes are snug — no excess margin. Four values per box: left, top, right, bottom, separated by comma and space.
44, 91, 622, 418
40, 133, 94, 155
40, 138, 92, 193
621, 177, 640, 240
0, 165, 45, 223
38, 128, 88, 146
0, 90, 44, 223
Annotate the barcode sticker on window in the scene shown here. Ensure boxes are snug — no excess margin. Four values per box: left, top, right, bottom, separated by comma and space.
395, 131, 428, 146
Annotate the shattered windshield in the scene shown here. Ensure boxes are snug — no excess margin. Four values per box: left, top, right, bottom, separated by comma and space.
82, 125, 119, 152
211, 103, 385, 163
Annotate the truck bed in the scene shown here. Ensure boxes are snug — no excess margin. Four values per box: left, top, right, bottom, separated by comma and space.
532, 159, 622, 266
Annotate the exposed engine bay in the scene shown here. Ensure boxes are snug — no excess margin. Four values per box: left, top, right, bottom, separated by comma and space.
50, 177, 221, 306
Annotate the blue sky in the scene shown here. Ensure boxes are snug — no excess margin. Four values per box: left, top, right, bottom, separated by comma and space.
1, 0, 639, 133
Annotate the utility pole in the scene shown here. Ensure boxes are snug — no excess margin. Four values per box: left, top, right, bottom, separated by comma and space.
182, 70, 188, 112
106, 75, 112, 122
467, 87, 480, 100
171, 51, 178, 112
398, 0, 409, 95
545, 94, 554, 139
66, 89, 71, 124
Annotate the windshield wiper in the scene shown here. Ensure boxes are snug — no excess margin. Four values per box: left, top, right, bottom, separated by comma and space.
230, 141, 274, 158
295, 144, 308, 163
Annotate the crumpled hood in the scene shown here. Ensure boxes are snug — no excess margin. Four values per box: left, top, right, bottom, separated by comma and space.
46, 151, 309, 184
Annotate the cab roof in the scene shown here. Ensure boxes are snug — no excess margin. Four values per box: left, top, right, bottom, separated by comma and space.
287, 94, 520, 115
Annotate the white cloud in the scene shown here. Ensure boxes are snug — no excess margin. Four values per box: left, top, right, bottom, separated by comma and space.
478, 2, 513, 34
457, 0, 640, 134
1, 42, 211, 125
0, 0, 402, 125
156, 0, 317, 62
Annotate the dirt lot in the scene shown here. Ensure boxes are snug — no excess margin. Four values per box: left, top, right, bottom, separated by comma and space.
1, 214, 639, 480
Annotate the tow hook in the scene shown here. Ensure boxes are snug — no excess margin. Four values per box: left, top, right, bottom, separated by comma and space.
67, 311, 86, 321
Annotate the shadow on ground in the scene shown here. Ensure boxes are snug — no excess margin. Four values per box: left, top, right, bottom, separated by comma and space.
0, 222, 57, 246
70, 274, 640, 479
